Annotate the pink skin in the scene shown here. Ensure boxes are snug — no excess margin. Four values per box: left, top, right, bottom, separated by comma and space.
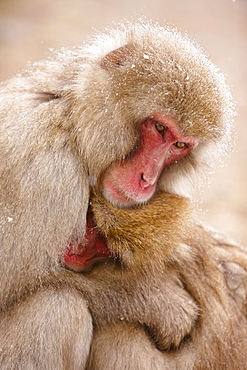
102, 113, 198, 206
63, 208, 114, 272
63, 113, 198, 272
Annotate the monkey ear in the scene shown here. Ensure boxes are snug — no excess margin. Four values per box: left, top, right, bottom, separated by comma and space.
101, 44, 133, 70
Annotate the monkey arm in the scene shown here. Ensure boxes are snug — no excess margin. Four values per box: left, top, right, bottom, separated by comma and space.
0, 288, 92, 370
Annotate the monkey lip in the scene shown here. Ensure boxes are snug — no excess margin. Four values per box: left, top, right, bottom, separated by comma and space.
63, 208, 115, 272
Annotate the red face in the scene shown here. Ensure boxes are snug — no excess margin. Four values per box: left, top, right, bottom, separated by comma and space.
102, 113, 198, 206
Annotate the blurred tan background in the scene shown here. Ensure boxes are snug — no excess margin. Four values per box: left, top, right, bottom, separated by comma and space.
0, 0, 246, 244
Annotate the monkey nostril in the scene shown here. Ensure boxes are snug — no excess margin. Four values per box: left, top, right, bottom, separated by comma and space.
141, 173, 149, 185
140, 173, 152, 189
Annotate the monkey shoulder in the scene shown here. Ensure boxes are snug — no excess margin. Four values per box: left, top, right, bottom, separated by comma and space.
186, 223, 247, 285
209, 227, 247, 308
183, 222, 247, 319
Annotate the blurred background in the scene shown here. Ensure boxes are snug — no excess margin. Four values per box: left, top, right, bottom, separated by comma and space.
0, 0, 246, 244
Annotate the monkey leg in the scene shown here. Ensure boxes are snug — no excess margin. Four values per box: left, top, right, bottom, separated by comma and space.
86, 322, 179, 370
0, 288, 93, 370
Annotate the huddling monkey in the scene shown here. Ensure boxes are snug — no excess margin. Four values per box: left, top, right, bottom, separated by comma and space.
0, 20, 246, 370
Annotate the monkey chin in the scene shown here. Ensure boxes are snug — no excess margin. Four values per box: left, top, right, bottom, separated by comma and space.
102, 182, 155, 208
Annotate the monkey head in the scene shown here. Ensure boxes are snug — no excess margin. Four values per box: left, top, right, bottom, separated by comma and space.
67, 21, 235, 206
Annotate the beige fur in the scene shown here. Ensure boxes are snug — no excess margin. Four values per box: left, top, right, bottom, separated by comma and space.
1, 192, 246, 369
86, 193, 247, 369
0, 20, 244, 369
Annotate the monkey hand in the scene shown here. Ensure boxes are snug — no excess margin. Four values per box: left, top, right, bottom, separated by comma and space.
141, 278, 199, 351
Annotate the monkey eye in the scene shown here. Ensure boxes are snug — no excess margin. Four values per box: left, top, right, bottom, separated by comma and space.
155, 122, 166, 135
174, 141, 186, 148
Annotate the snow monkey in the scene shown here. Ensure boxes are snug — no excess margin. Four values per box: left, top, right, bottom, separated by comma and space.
0, 20, 246, 369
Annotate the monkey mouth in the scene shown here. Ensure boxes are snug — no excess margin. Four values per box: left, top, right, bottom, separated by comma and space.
63, 207, 116, 272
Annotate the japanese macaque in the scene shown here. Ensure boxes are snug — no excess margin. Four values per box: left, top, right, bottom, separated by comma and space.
0, 20, 246, 369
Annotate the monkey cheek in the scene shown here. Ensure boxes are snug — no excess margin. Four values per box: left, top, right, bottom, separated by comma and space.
63, 253, 91, 272
63, 237, 113, 273
62, 207, 114, 272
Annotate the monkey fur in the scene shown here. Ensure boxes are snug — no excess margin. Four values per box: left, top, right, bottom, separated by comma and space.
87, 192, 247, 369
1, 191, 247, 369
0, 20, 246, 369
